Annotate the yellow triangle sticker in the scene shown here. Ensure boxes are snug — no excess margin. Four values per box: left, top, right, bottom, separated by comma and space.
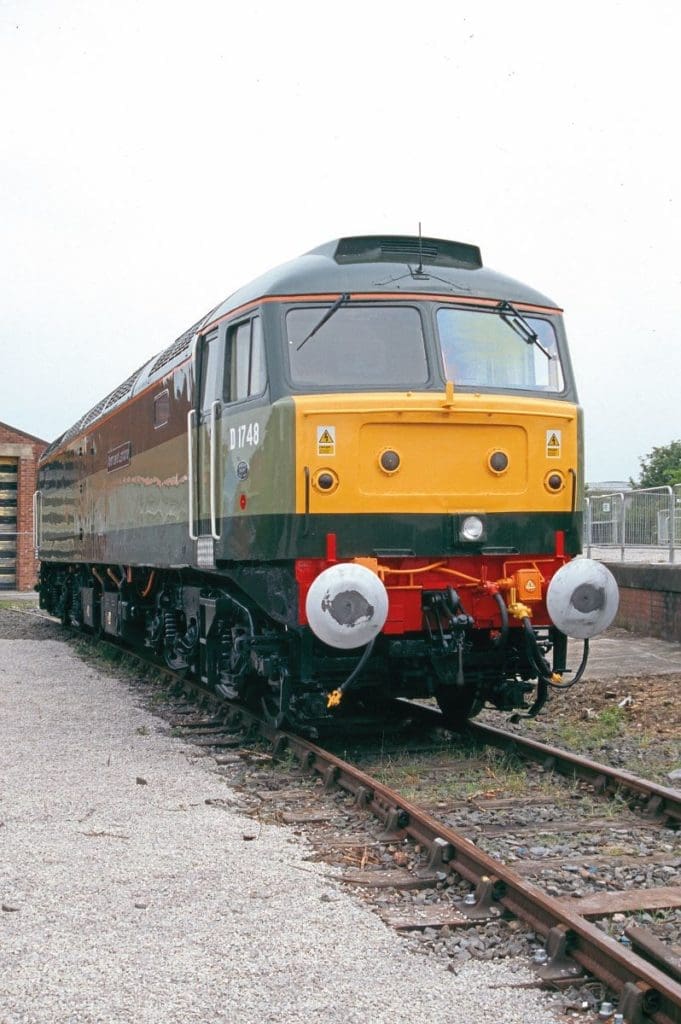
317, 425, 336, 455
546, 429, 561, 458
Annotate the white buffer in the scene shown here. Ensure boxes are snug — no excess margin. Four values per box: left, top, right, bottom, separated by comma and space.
305, 563, 389, 649
547, 558, 619, 639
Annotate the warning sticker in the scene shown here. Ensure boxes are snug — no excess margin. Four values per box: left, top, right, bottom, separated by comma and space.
546, 429, 562, 458
317, 425, 336, 456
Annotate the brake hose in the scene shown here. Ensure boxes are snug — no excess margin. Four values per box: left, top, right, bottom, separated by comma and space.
522, 618, 590, 689
326, 636, 377, 708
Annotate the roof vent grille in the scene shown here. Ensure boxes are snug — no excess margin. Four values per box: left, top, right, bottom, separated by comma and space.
333, 235, 482, 270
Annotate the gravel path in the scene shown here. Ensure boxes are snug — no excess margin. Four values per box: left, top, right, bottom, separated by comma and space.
0, 629, 560, 1023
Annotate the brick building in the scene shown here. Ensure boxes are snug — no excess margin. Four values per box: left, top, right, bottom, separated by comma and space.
0, 421, 48, 591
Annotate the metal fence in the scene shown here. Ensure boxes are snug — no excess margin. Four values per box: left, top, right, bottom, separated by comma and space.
585, 485, 681, 562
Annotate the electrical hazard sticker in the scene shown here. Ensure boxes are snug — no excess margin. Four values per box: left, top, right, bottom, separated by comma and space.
546, 429, 562, 458
317, 425, 336, 456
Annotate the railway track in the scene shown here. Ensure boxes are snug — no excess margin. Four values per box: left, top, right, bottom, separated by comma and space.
150, 666, 680, 1024
406, 702, 681, 828
20, 613, 681, 1024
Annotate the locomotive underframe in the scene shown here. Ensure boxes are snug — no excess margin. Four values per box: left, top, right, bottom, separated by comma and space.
39, 559, 569, 731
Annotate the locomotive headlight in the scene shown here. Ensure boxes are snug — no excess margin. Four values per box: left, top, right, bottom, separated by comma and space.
547, 559, 619, 639
460, 515, 485, 542
305, 563, 389, 649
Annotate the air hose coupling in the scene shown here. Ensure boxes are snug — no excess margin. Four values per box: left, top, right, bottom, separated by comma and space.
326, 689, 343, 709
508, 601, 532, 621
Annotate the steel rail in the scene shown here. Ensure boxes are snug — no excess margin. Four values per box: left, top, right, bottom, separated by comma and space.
468, 719, 681, 826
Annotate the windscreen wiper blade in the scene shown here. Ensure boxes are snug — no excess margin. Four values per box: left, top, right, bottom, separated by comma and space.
497, 300, 552, 361
296, 292, 350, 351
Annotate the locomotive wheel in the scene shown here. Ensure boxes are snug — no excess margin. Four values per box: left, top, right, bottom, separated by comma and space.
259, 674, 292, 730
261, 696, 286, 729
162, 646, 190, 676
435, 685, 483, 729
58, 582, 72, 629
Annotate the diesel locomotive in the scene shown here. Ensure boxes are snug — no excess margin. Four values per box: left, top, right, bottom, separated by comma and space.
36, 234, 618, 730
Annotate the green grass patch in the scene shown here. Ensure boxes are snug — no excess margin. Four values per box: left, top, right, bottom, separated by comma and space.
367, 745, 553, 803
552, 705, 628, 751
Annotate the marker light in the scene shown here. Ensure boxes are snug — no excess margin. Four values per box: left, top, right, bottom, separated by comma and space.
489, 450, 509, 473
379, 449, 401, 473
546, 472, 564, 492
461, 515, 484, 542
313, 469, 339, 493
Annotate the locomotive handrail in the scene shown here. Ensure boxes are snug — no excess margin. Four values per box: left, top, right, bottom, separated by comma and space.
568, 467, 577, 513
210, 400, 221, 540
32, 489, 42, 550
303, 465, 310, 536
187, 409, 198, 541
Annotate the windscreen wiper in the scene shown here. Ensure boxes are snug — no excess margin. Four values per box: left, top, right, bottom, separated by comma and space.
497, 300, 552, 361
296, 292, 350, 351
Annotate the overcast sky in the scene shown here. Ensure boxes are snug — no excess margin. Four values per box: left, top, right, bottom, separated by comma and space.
1, 0, 679, 483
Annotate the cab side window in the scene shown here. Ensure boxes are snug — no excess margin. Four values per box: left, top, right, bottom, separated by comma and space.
153, 389, 170, 428
225, 316, 266, 402
201, 328, 224, 407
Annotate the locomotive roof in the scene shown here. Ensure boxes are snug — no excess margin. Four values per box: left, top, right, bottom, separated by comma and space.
42, 235, 559, 458
209, 235, 557, 323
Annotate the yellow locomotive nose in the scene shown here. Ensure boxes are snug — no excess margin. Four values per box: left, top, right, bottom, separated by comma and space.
295, 392, 578, 520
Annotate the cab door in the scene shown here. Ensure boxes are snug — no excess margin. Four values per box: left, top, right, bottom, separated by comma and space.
188, 327, 225, 566
187, 315, 267, 567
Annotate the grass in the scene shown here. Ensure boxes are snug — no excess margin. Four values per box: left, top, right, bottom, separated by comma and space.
367, 746, 555, 804
545, 703, 680, 782
602, 844, 635, 857
552, 705, 629, 751
633, 908, 676, 924
272, 749, 300, 772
